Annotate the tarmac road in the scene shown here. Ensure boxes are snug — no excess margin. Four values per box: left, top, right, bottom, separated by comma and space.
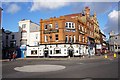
1, 56, 119, 80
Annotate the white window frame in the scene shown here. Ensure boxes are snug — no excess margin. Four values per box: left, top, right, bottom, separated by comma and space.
49, 24, 52, 28
79, 35, 81, 42
79, 25, 80, 30
65, 35, 68, 43
55, 22, 58, 29
82, 26, 84, 31
45, 35, 48, 42
55, 34, 59, 41
70, 36, 72, 43
44, 24, 47, 30
65, 22, 75, 29
82, 36, 84, 42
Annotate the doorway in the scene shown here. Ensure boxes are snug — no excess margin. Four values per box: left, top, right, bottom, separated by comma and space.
44, 50, 49, 57
68, 49, 74, 57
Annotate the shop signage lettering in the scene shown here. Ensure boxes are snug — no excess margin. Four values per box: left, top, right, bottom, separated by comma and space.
44, 30, 59, 34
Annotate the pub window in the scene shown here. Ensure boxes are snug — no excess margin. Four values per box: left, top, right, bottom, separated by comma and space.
118, 46, 120, 49
64, 45, 66, 47
82, 36, 85, 42
79, 25, 80, 30
45, 35, 48, 42
55, 34, 59, 41
69, 36, 72, 43
55, 50, 61, 54
50, 50, 52, 54
69, 23, 71, 28
115, 45, 117, 49
50, 36, 52, 40
76, 50, 78, 53
82, 27, 84, 32
79, 35, 81, 42
49, 24, 52, 28
65, 35, 68, 43
85, 28, 87, 33
44, 24, 47, 30
31, 50, 37, 55
66, 23, 68, 28
72, 23, 74, 28
55, 22, 58, 29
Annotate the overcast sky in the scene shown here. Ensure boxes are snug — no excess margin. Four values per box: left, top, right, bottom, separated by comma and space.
1, 1, 119, 39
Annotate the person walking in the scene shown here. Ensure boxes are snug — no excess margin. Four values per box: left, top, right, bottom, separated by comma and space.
8, 53, 11, 61
12, 51, 16, 61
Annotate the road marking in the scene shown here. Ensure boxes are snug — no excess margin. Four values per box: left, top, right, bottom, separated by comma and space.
14, 65, 66, 72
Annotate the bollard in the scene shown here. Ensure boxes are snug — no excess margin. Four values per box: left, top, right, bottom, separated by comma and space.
104, 55, 108, 59
114, 53, 117, 58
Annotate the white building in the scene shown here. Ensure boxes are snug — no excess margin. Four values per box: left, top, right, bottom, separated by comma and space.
18, 19, 40, 58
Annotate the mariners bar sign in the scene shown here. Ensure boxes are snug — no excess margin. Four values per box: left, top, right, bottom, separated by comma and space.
44, 29, 59, 34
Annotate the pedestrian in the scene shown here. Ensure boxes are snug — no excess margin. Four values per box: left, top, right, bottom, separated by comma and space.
8, 53, 11, 61
12, 51, 16, 61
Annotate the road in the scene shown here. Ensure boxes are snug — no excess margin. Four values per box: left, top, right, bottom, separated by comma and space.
1, 57, 119, 80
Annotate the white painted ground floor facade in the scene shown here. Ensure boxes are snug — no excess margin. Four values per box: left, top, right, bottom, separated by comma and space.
24, 44, 95, 58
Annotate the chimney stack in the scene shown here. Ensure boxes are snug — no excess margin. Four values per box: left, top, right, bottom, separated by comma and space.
84, 7, 90, 17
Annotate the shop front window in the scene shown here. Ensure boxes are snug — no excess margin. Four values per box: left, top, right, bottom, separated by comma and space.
55, 50, 61, 54
31, 50, 37, 55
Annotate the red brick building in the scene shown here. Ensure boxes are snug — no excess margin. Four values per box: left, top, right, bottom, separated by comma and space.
39, 7, 98, 57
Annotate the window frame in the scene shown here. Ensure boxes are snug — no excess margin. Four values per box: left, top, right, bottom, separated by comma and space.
55, 34, 59, 41
44, 24, 48, 30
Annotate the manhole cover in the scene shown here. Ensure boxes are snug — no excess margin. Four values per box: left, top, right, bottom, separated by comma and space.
14, 65, 66, 72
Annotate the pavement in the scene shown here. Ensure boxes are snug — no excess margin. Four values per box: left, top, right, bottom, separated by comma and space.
1, 54, 118, 62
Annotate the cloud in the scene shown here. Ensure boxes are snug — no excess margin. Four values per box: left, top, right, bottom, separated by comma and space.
6, 3, 21, 14
103, 10, 119, 34
30, 0, 70, 11
72, 2, 117, 15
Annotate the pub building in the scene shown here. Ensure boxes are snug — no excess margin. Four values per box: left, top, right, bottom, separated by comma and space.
39, 7, 98, 57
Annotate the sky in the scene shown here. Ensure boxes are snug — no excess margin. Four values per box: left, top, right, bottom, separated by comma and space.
1, 1, 119, 39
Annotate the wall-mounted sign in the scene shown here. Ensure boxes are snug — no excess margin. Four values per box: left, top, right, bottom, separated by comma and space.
44, 29, 59, 34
